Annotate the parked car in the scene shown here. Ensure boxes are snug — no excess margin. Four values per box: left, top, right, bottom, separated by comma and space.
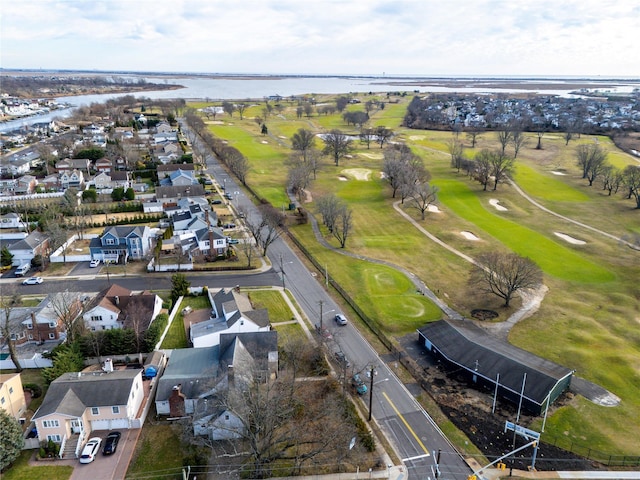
223, 223, 236, 229
89, 259, 100, 268
79, 437, 102, 464
211, 199, 223, 205
334, 351, 351, 369
224, 193, 233, 200
22, 276, 43, 285
352, 374, 368, 395
14, 263, 30, 276
335, 314, 348, 326
102, 431, 121, 455
228, 238, 240, 244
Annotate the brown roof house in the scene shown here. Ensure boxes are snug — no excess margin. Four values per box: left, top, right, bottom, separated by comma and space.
81, 284, 162, 332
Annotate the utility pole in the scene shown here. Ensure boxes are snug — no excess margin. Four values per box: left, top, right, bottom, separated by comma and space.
279, 253, 285, 289
368, 365, 375, 421
318, 300, 324, 331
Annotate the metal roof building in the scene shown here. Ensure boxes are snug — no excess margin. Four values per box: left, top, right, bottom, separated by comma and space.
418, 319, 574, 415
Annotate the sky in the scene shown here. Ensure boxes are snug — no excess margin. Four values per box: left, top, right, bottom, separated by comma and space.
1, 0, 638, 78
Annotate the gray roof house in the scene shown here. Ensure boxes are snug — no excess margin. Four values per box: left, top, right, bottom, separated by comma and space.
418, 319, 574, 415
33, 368, 145, 457
156, 331, 278, 440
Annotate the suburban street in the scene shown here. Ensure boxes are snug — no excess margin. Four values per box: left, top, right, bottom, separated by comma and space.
191, 125, 473, 480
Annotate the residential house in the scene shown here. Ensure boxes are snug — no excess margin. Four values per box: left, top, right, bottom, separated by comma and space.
8, 230, 50, 267
89, 225, 152, 263
0, 178, 18, 195
92, 171, 113, 190
153, 131, 179, 144
155, 185, 205, 203
0, 373, 27, 421
155, 331, 278, 433
157, 163, 195, 175
156, 121, 173, 133
82, 283, 162, 332
159, 168, 198, 187
0, 212, 27, 230
40, 174, 60, 191
190, 289, 271, 348
59, 169, 84, 189
15, 175, 37, 195
56, 158, 91, 175
110, 171, 131, 189
194, 227, 227, 258
32, 367, 145, 453
94, 158, 113, 173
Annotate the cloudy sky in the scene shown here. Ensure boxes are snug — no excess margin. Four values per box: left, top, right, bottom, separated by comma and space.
2, 0, 638, 77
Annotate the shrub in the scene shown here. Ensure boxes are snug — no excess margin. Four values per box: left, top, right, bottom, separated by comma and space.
23, 383, 42, 398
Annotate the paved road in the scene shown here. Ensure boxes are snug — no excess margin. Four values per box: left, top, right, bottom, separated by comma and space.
186, 121, 472, 480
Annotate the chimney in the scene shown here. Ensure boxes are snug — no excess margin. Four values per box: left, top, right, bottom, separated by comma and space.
169, 384, 186, 417
115, 296, 119, 306
104, 358, 114, 372
227, 365, 234, 388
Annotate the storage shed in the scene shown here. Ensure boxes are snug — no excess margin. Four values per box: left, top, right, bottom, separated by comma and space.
418, 319, 574, 415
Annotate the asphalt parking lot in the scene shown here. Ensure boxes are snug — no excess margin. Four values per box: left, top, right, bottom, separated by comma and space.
69, 429, 139, 480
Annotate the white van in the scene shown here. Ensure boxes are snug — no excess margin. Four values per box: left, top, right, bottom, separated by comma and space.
15, 264, 30, 277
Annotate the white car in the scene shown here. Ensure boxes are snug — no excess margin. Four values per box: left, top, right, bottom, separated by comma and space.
89, 259, 100, 268
79, 437, 102, 464
335, 314, 348, 326
22, 276, 43, 285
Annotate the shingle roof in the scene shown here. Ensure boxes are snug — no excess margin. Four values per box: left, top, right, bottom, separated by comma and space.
34, 370, 141, 419
418, 319, 573, 405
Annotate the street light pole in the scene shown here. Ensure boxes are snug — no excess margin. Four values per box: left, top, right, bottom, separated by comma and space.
279, 254, 285, 289
368, 365, 375, 421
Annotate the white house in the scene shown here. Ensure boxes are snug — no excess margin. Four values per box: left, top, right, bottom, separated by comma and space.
0, 213, 27, 230
190, 289, 271, 348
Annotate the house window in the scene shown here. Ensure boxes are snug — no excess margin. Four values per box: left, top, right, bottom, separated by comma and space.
43, 420, 60, 428
26, 323, 33, 329
112, 406, 120, 414
90, 316, 102, 322
28, 334, 33, 340
91, 327, 96, 332
91, 407, 99, 415
48, 322, 56, 328
49, 333, 55, 339
224, 414, 229, 420
105, 238, 115, 245
9, 387, 13, 394
47, 434, 61, 443
1, 397, 5, 405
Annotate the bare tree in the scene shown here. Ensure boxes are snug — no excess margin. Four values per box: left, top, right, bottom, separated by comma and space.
375, 126, 393, 149
246, 205, 284, 257
409, 183, 439, 220
622, 165, 640, 209
123, 296, 154, 353
322, 129, 353, 166
331, 204, 352, 249
315, 194, 341, 233
576, 143, 608, 186
382, 143, 425, 199
291, 129, 316, 161
466, 128, 482, 148
359, 127, 375, 149
488, 150, 515, 190
47, 289, 84, 344
473, 150, 493, 191
601, 165, 623, 196
222, 101, 235, 118
236, 103, 247, 120
1, 297, 23, 372
448, 139, 465, 173
496, 129, 512, 155
470, 252, 543, 307
510, 129, 528, 159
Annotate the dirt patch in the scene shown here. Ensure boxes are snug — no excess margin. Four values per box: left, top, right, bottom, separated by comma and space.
341, 168, 372, 181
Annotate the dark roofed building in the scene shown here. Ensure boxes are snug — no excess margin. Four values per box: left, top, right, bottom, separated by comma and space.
418, 319, 574, 415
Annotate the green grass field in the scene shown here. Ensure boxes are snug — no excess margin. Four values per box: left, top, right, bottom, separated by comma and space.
191, 93, 640, 457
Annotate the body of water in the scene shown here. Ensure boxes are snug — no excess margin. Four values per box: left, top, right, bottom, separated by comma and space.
2, 75, 638, 133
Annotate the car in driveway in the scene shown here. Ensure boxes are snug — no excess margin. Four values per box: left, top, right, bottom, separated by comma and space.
335, 314, 348, 326
102, 431, 121, 455
334, 351, 351, 369
211, 199, 223, 205
228, 238, 240, 245
89, 259, 100, 268
22, 276, 43, 285
79, 437, 102, 464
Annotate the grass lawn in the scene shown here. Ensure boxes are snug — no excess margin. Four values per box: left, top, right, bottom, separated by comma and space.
126, 418, 185, 480
248, 289, 294, 322
1, 450, 73, 480
189, 93, 640, 457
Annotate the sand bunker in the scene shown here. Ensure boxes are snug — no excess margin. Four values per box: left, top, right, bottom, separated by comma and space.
206, 120, 224, 125
341, 168, 372, 181
338, 176, 348, 181
460, 231, 480, 241
427, 205, 441, 213
554, 232, 586, 245
360, 152, 383, 160
489, 199, 508, 211
551, 171, 567, 175
278, 135, 287, 139
261, 140, 268, 144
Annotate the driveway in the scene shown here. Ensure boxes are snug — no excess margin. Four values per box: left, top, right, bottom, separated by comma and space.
69, 429, 139, 480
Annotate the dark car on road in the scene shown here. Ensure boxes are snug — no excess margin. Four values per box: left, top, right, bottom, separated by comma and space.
102, 431, 121, 455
